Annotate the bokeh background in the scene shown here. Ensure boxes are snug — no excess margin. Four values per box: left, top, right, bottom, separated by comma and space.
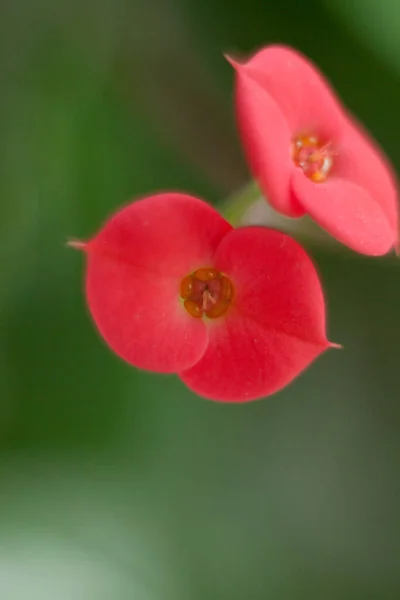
1, 1, 399, 598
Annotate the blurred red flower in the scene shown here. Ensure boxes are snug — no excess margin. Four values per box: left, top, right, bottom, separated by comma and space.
71, 193, 335, 402
229, 45, 399, 255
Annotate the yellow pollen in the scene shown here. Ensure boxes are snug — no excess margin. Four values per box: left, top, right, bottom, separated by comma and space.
292, 135, 335, 182
180, 268, 233, 319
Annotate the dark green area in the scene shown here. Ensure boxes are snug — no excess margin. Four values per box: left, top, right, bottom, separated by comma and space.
0, 1, 399, 598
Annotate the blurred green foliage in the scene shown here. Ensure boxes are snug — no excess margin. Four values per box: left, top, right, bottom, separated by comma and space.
1, 1, 399, 598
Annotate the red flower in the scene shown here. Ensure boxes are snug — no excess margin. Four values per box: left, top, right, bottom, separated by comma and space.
71, 193, 335, 402
228, 45, 399, 256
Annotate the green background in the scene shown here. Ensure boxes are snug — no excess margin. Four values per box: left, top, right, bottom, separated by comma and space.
1, 1, 399, 598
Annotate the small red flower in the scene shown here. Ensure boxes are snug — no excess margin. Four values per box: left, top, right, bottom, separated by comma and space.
228, 45, 399, 255
71, 193, 335, 402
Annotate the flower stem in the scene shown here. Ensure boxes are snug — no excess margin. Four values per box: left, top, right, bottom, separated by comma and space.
219, 180, 263, 226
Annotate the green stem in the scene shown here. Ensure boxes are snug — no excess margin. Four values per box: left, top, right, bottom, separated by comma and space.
219, 180, 263, 226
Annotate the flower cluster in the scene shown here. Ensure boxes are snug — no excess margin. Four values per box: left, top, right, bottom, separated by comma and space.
71, 45, 398, 402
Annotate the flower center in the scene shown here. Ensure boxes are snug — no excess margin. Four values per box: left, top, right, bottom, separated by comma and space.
180, 268, 233, 319
291, 135, 335, 182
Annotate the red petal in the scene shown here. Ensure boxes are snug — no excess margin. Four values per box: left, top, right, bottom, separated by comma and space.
230, 56, 300, 217
180, 227, 331, 402
88, 193, 232, 277
291, 171, 395, 255
232, 45, 345, 141
334, 120, 398, 244
85, 193, 232, 373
